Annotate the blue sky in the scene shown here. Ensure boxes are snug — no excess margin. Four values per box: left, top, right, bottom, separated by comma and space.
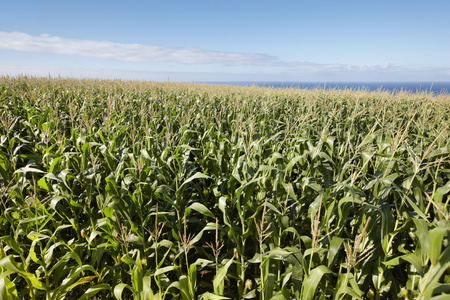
1, 0, 449, 82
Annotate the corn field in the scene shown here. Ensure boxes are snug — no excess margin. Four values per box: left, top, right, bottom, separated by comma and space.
0, 76, 449, 299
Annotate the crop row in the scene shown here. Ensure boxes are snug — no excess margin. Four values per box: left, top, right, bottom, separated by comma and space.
0, 77, 449, 299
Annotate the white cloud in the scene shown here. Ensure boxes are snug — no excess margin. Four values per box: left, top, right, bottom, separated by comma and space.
0, 31, 278, 66
1, 31, 449, 82
0, 31, 396, 72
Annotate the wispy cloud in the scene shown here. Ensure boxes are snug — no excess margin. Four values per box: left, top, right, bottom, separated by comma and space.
1, 31, 448, 81
0, 31, 393, 71
0, 31, 278, 66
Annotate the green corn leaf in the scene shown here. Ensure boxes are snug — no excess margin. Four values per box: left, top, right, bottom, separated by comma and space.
218, 196, 231, 227
132, 252, 143, 299
336, 285, 363, 300
193, 258, 214, 267
264, 248, 293, 260
434, 182, 450, 205
47, 251, 81, 276
78, 283, 110, 300
14, 165, 45, 174
199, 292, 231, 299
213, 258, 233, 295
179, 275, 193, 300
242, 289, 257, 299
380, 203, 395, 255
281, 227, 299, 239
189, 262, 197, 293
265, 201, 282, 216
428, 226, 447, 265
348, 274, 364, 297
175, 222, 216, 259
270, 293, 289, 300
301, 265, 334, 300
121, 254, 137, 266
419, 245, 450, 298
264, 273, 275, 300
384, 253, 424, 276
154, 266, 177, 277
53, 265, 99, 299
29, 242, 44, 265
0, 276, 7, 300
100, 145, 117, 172
43, 242, 63, 265
0, 256, 46, 290
179, 172, 211, 189
318, 151, 334, 164
236, 176, 264, 201
285, 155, 306, 173
114, 283, 134, 300
413, 219, 430, 265
0, 270, 15, 283
1, 236, 24, 256
48, 156, 62, 174
37, 176, 50, 191
327, 236, 344, 268
67, 275, 98, 292
0, 157, 11, 182
188, 202, 215, 219
143, 274, 154, 300
0, 275, 18, 299
430, 295, 450, 300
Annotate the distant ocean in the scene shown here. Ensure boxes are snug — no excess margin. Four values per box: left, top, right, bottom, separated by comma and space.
210, 82, 450, 95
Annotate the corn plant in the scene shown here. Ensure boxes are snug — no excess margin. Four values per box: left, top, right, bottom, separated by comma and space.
0, 76, 449, 299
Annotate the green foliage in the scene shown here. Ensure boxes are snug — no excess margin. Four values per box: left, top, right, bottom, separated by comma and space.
0, 76, 449, 299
